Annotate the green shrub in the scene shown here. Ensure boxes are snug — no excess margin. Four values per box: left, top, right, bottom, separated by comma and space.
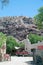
28, 33, 43, 44
19, 42, 25, 48
0, 32, 6, 48
6, 36, 19, 54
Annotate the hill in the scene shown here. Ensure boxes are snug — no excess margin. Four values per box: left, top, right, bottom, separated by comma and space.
0, 16, 41, 41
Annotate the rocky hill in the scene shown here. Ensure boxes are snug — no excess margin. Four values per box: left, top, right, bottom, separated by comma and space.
0, 16, 41, 41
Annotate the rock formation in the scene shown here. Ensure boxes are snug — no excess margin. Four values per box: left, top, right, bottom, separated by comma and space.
0, 16, 41, 41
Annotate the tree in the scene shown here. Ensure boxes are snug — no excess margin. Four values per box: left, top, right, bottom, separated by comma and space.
0, 0, 9, 9
19, 42, 25, 48
28, 33, 43, 44
0, 32, 6, 48
6, 36, 25, 55
6, 36, 19, 54
34, 7, 43, 29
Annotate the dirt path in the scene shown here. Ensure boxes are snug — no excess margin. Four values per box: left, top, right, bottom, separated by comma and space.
0, 56, 33, 65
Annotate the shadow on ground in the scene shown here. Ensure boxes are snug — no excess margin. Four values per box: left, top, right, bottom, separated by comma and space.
25, 61, 43, 65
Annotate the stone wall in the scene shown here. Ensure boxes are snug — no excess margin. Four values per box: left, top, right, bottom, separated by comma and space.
23, 39, 43, 53
0, 42, 6, 61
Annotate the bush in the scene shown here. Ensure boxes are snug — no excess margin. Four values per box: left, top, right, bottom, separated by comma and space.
6, 36, 19, 54
0, 32, 6, 48
28, 33, 43, 44
6, 36, 25, 55
19, 42, 25, 48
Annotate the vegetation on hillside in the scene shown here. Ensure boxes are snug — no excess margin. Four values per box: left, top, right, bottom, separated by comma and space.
28, 33, 43, 44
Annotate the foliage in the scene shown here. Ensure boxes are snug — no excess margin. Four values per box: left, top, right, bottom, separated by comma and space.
0, 32, 6, 48
34, 7, 43, 29
6, 36, 19, 54
1, 0, 9, 4
19, 42, 25, 48
6, 36, 25, 54
28, 33, 43, 44
0, 0, 9, 9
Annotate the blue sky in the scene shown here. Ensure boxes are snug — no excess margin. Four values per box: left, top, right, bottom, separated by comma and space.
0, 0, 43, 17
